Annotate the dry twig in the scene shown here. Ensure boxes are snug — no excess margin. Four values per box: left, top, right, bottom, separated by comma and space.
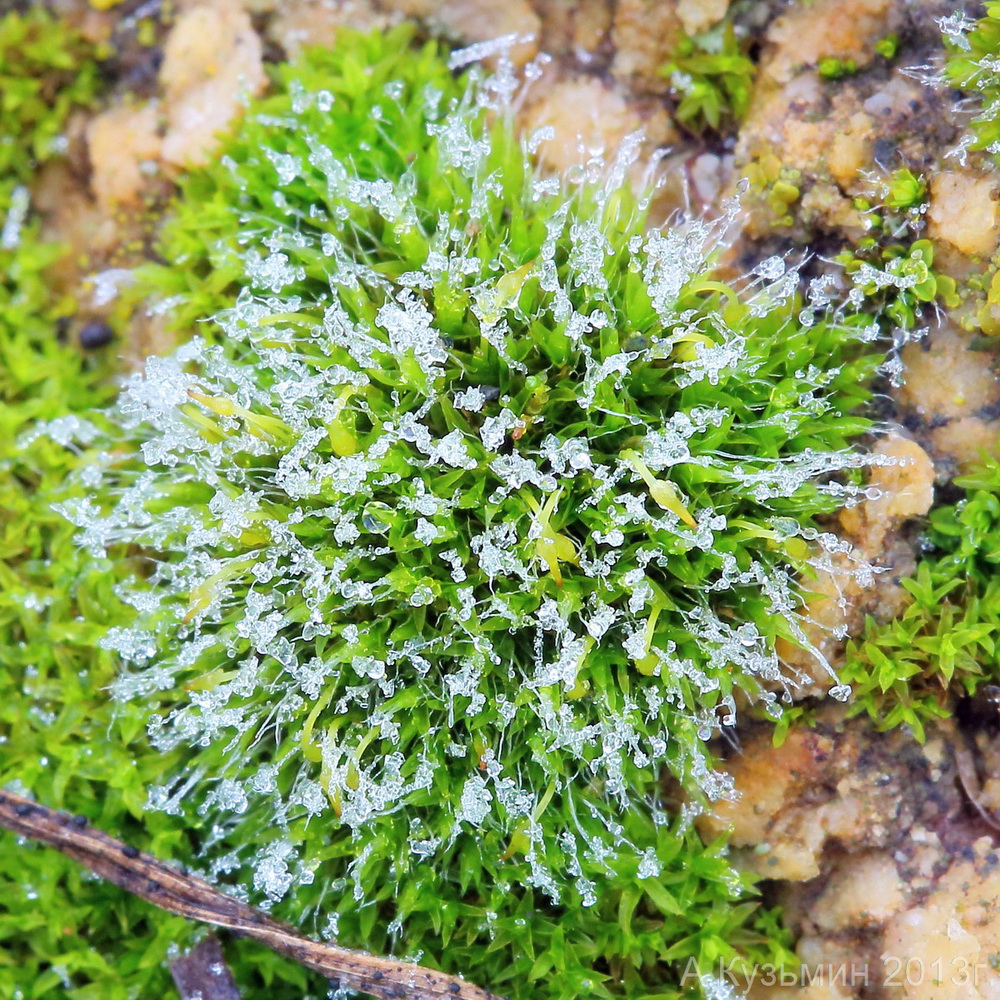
0, 789, 501, 1000
954, 743, 1000, 833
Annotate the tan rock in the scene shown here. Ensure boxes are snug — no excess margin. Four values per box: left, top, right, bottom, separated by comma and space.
774, 549, 865, 692
927, 171, 999, 259
521, 76, 673, 180
793, 973, 859, 1000
827, 112, 874, 189
839, 436, 934, 559
770, 437, 932, 694
400, 0, 542, 66
882, 898, 990, 1000
930, 418, 1000, 474
782, 119, 830, 173
705, 713, 1000, 1000
862, 74, 924, 120
740, 72, 824, 160
159, 0, 267, 168
86, 102, 162, 210
123, 312, 179, 370
34, 160, 121, 294
532, 0, 610, 57
812, 853, 906, 931
675, 0, 730, 36
700, 728, 832, 852
980, 777, 1000, 814
610, 0, 682, 93
267, 0, 384, 56
764, 0, 896, 85
378, 0, 434, 17
706, 709, 1000, 1000
899, 327, 1000, 421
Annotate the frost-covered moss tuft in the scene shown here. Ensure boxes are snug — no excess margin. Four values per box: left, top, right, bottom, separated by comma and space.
944, 5, 1000, 160
48, 27, 882, 999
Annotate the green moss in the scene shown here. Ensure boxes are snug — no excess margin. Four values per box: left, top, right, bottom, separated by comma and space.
816, 56, 857, 80
833, 461, 1000, 741
836, 238, 960, 332
658, 22, 755, 134
874, 33, 900, 60
135, 25, 471, 333
826, 160, 963, 333
938, 9, 1000, 337
0, 12, 210, 999
970, 266, 1000, 337
743, 153, 802, 229
883, 168, 926, 213
0, 8, 101, 209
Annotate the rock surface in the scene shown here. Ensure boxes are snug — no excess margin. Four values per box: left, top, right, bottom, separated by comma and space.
703, 708, 1000, 1000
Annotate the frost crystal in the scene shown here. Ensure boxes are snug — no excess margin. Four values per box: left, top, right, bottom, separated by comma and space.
1, 183, 29, 250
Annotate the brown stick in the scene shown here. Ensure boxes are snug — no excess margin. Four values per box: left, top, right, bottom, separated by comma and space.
0, 789, 501, 1000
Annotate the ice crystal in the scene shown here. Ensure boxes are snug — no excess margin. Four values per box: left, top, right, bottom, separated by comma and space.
1, 183, 29, 250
